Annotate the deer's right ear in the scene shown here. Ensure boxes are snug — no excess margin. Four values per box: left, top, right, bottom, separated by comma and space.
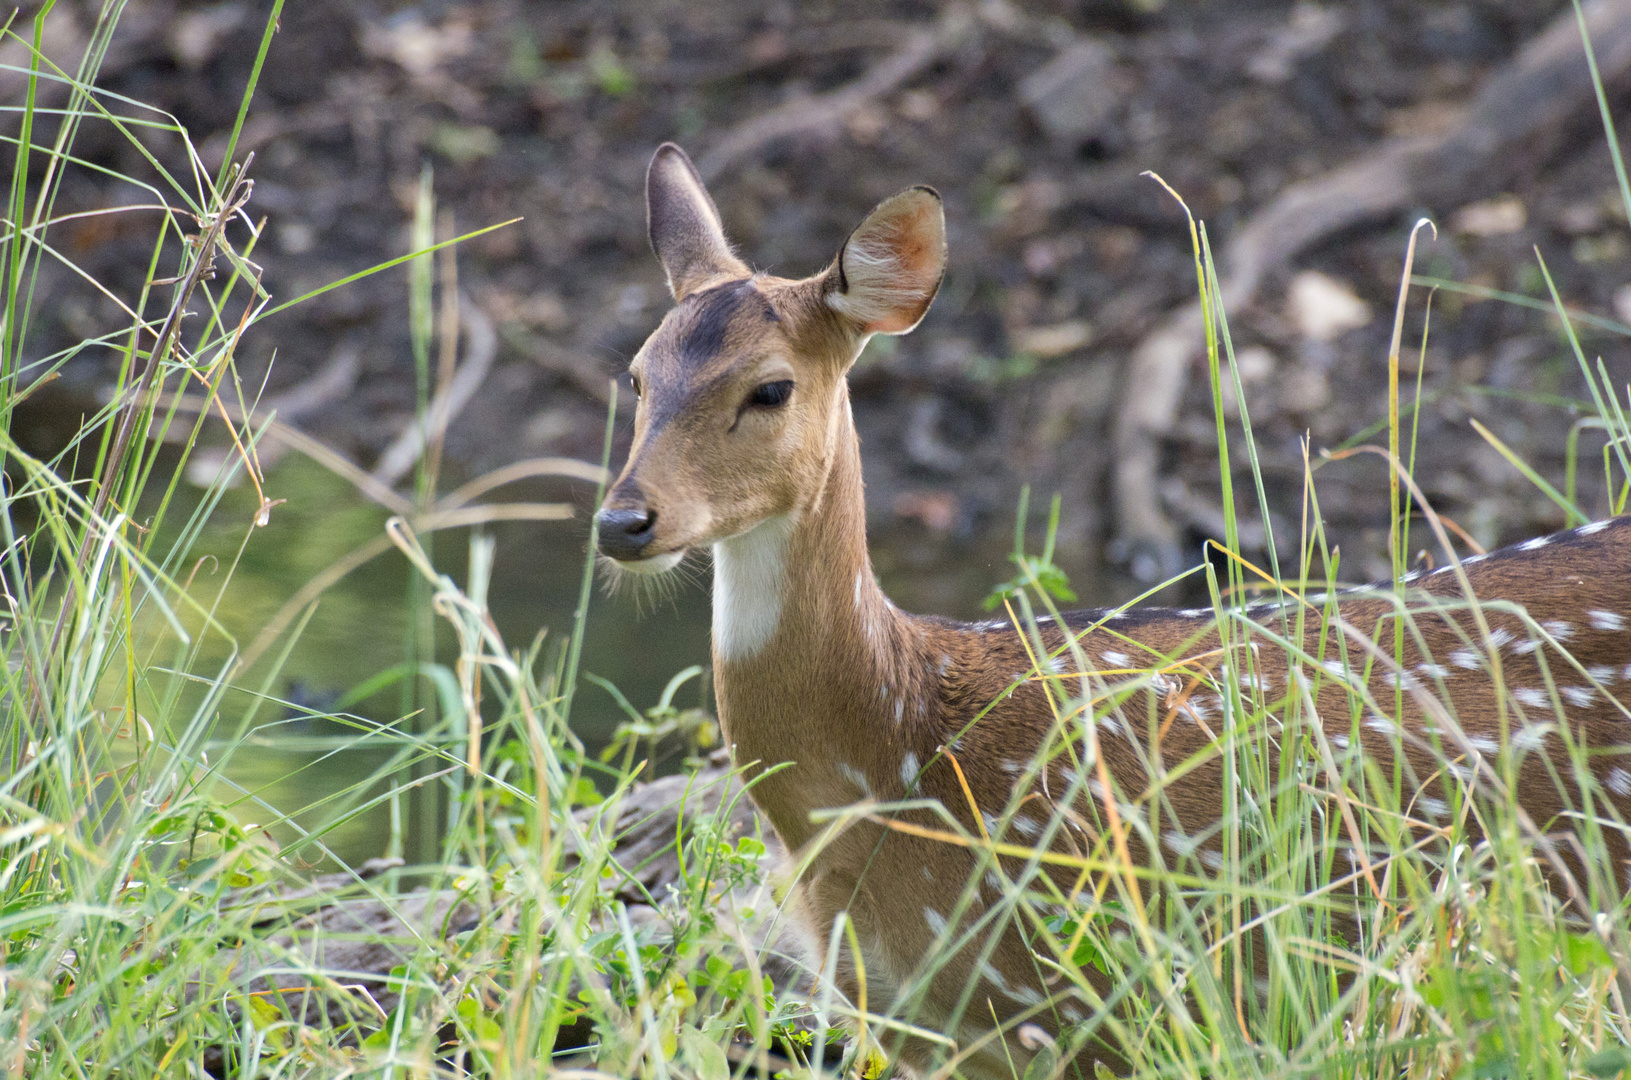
647, 144, 749, 300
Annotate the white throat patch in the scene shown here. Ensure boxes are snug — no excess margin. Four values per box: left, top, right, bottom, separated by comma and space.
712, 515, 794, 662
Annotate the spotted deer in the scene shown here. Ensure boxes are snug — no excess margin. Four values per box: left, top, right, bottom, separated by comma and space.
595, 143, 1631, 1077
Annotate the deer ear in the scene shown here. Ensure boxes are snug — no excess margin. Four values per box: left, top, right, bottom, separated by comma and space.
647, 143, 749, 299
826, 186, 946, 335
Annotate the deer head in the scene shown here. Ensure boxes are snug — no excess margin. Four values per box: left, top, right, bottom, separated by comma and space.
594, 143, 946, 575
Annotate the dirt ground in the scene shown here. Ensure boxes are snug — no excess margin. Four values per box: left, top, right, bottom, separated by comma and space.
16, 0, 1631, 607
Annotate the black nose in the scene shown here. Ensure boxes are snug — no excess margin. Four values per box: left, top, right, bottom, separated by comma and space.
596, 506, 657, 561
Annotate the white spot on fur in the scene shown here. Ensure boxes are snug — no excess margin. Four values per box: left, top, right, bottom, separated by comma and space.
1588, 665, 1617, 683
837, 762, 872, 797
924, 906, 948, 937
1466, 734, 1498, 754
1330, 733, 1350, 749
1012, 816, 1041, 838
1450, 648, 1481, 670
1486, 627, 1514, 650
1543, 619, 1576, 640
1181, 607, 1211, 617
1199, 849, 1224, 870
1590, 610, 1626, 632
1608, 767, 1631, 797
1417, 662, 1450, 679
1049, 654, 1071, 675
1512, 725, 1550, 751
900, 751, 919, 789
1511, 688, 1548, 709
893, 697, 904, 724
1580, 519, 1612, 536
1164, 830, 1198, 856
938, 654, 952, 676
1416, 796, 1448, 819
1382, 670, 1420, 691
1101, 650, 1130, 667
978, 965, 1043, 1011
1519, 535, 1550, 551
1364, 714, 1398, 735
1007, 984, 1044, 1007
921, 865, 935, 881
984, 871, 1004, 894
712, 516, 794, 662
1512, 638, 1539, 656
1563, 686, 1595, 708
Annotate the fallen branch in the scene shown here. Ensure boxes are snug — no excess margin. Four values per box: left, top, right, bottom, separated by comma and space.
695, 5, 975, 182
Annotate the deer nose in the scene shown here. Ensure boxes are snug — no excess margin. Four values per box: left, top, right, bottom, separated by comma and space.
596, 506, 657, 561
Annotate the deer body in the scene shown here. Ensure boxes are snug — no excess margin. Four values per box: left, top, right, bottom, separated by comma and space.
597, 144, 1631, 1077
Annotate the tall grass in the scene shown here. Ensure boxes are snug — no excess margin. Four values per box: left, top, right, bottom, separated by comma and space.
0, 6, 790, 1078
4, 4, 1631, 1080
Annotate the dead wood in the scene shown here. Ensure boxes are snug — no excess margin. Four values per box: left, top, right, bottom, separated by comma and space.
1109, 0, 1631, 581
372, 296, 498, 488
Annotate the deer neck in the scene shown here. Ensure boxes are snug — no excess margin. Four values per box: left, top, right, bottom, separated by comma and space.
711, 387, 920, 840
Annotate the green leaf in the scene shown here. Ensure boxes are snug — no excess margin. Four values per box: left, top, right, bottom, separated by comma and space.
1022, 1042, 1061, 1080
1585, 1047, 1631, 1079
1565, 931, 1614, 974
679, 1026, 730, 1080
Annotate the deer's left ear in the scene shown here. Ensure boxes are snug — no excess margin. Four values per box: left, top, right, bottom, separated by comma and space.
825, 186, 946, 335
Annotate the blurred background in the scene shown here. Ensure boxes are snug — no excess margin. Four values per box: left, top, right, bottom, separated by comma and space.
11, 0, 1631, 790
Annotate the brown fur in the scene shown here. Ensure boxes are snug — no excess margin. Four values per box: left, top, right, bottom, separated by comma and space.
599, 144, 1631, 1079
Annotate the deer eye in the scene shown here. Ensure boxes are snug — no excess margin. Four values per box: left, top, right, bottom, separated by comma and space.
748, 380, 794, 409
630, 374, 643, 399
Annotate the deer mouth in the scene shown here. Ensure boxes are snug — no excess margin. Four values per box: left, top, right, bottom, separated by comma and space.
609, 549, 687, 575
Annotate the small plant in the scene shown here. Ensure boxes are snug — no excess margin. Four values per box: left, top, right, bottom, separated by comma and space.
984, 487, 1079, 611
